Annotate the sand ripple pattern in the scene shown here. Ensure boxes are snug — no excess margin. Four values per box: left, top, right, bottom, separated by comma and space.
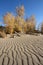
0, 35, 43, 65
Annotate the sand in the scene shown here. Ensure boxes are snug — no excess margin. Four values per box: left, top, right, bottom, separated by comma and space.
0, 34, 43, 65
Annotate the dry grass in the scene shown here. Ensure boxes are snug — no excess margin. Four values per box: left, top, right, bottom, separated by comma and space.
0, 31, 6, 38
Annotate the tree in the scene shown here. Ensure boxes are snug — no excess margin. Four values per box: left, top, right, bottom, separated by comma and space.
3, 12, 15, 34
15, 16, 25, 32
16, 5, 24, 17
15, 5, 25, 33
41, 22, 43, 34
26, 15, 36, 33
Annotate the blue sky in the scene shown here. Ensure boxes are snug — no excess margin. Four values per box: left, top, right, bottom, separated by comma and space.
0, 0, 43, 28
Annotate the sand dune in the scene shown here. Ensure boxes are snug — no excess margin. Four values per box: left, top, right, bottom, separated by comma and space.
0, 34, 43, 65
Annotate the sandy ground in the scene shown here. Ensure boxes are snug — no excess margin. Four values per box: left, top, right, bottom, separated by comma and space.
0, 34, 43, 65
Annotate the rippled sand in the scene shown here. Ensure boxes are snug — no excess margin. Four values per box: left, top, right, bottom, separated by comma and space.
0, 34, 43, 65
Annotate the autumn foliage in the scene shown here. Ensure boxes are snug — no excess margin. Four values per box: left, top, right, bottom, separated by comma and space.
26, 15, 36, 33
3, 5, 36, 34
3, 13, 15, 34
16, 5, 24, 16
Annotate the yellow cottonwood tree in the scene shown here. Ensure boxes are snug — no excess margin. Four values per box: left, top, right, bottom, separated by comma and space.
26, 15, 36, 33
16, 5, 24, 17
15, 5, 25, 32
3, 13, 15, 34
15, 16, 25, 32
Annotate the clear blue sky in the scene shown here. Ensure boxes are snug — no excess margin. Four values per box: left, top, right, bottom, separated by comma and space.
0, 0, 43, 28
